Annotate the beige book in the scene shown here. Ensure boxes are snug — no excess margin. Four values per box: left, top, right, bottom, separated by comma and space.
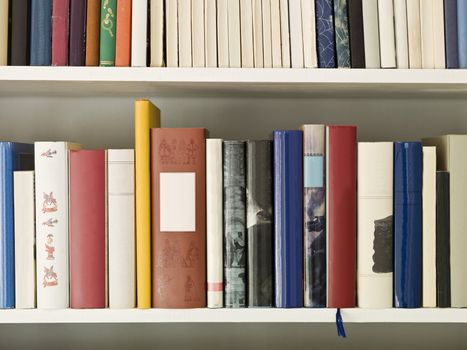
279, 0, 291, 67
241, 0, 255, 67
253, 0, 264, 67
362, 0, 380, 68
270, 0, 282, 67
407, 0, 422, 68
228, 0, 242, 67
166, 0, 179, 67
0, 0, 7, 65
218, 0, 229, 67
205, 0, 218, 67
179, 0, 193, 67
262, 0, 272, 67
150, 0, 165, 67
192, 0, 206, 67
301, 0, 317, 68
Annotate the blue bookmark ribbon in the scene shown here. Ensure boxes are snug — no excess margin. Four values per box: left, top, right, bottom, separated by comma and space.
335, 308, 346, 338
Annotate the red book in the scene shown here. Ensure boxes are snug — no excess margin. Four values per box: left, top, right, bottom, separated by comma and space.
326, 125, 357, 308
151, 128, 207, 308
115, 0, 132, 66
70, 150, 106, 308
51, 0, 70, 66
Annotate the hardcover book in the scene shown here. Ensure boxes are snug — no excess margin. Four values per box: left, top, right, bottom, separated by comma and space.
69, 0, 87, 66
10, 0, 31, 66
445, 0, 458, 68
85, 0, 101, 66
421, 0, 445, 68
407, 0, 422, 68
361, 0, 380, 68
302, 0, 317, 68
348, 0, 365, 68
377, 0, 396, 68
30, 0, 52, 66
289, 0, 304, 67
394, 0, 409, 68
131, 0, 147, 67
150, 0, 164, 67
51, 0, 70, 66
316, 0, 336, 68
458, 0, 467, 67
99, 0, 117, 66
334, 0, 351, 68
116, 0, 132, 67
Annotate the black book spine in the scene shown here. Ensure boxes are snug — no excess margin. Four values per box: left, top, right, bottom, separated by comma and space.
436, 171, 451, 308
10, 0, 31, 65
246, 141, 273, 307
348, 0, 365, 68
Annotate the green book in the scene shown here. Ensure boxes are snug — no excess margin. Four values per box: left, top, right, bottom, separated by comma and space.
99, 0, 117, 66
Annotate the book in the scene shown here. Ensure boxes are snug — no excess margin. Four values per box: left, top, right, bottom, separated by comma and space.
421, 0, 445, 69
192, 0, 205, 67
262, 0, 273, 67
316, 0, 336, 68
0, 143, 34, 308
445, 0, 458, 69
35, 142, 81, 309
228, 0, 242, 67
151, 128, 207, 308
107, 149, 135, 309
166, 0, 178, 67
14, 171, 35, 309
247, 140, 273, 307
51, 0, 70, 66
361, 0, 380, 68
100, 0, 117, 66
302, 0, 317, 68
240, 0, 254, 68
436, 171, 451, 308
270, 0, 282, 67
326, 126, 356, 308
407, 0, 422, 68
205, 0, 217, 67
206, 139, 223, 308
357, 142, 393, 309
150, 0, 164, 67
131, 0, 147, 67
116, 0, 132, 67
179, 0, 192, 67
348, 0, 365, 68
69, 0, 87, 66
458, 1, 467, 67
302, 125, 326, 308
217, 0, 229, 67
135, 100, 161, 309
432, 0, 445, 69
70, 150, 107, 309
394, 0, 409, 68
252, 0, 263, 68
394, 142, 422, 308
30, 0, 52, 66
0, 0, 7, 65
85, 0, 101, 66
279, 0, 291, 67
377, 0, 396, 68
223, 141, 247, 308
334, 0, 351, 68
10, 0, 30, 66
273, 131, 303, 308
289, 0, 303, 67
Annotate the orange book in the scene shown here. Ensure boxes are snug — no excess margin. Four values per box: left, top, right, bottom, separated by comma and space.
115, 0, 132, 67
85, 0, 100, 66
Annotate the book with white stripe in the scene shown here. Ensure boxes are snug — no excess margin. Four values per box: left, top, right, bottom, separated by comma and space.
205, 0, 218, 67
394, 0, 408, 68
241, 0, 255, 67
407, 0, 422, 68
179, 0, 192, 67
270, 0, 282, 67
361, 0, 380, 68
192, 0, 205, 67
301, 0, 317, 68
150, 0, 165, 67
280, 0, 291, 67
377, 0, 396, 68
228, 0, 242, 67
131, 0, 148, 67
166, 0, 179, 67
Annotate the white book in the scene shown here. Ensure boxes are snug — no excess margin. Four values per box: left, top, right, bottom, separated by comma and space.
107, 150, 135, 309
377, 0, 396, 68
362, 0, 380, 68
279, 0, 291, 67
270, 0, 282, 67
205, 0, 218, 67
262, 0, 272, 67
407, 0, 422, 68
240, 0, 255, 67
217, 0, 229, 67
14, 171, 35, 309
150, 0, 165, 67
228, 0, 242, 67
422, 146, 437, 308
432, 0, 445, 69
35, 142, 82, 309
288, 0, 304, 67
253, 0, 264, 67
357, 142, 393, 309
206, 139, 223, 308
301, 0, 317, 68
193, 0, 206, 67
394, 0, 409, 68
179, 0, 193, 67
0, 0, 7, 65
131, 0, 148, 67
420, 0, 435, 68
166, 0, 179, 67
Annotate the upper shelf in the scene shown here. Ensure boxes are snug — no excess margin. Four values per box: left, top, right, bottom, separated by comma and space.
1, 67, 467, 98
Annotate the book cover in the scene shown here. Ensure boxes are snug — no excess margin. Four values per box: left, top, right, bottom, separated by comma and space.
302, 125, 326, 308
217, 0, 229, 67
302, 0, 317, 68
192, 0, 205, 67
99, 0, 117, 66
166, 0, 178, 67
116, 0, 132, 67
150, 0, 164, 67
445, 0, 458, 69
240, 0, 254, 68
270, 0, 282, 67
223, 141, 247, 308
86, 0, 101, 66
131, 0, 147, 67
348, 0, 365, 68
394, 0, 409, 68
361, 0, 380, 68
377, 0, 396, 68
51, 0, 70, 66
316, 0, 336, 68
432, 0, 445, 68
69, 0, 87, 66
407, 0, 422, 68
394, 142, 422, 308
289, 0, 304, 67
459, 1, 467, 67
247, 141, 273, 308
334, 0, 351, 68
30, 0, 52, 66
421, 0, 435, 68
274, 131, 303, 308
179, 0, 192, 67
151, 128, 206, 308
262, 0, 272, 68
252, 0, 263, 68
205, 0, 218, 67
279, 0, 291, 67
10, 0, 31, 66
228, 0, 242, 67
0, 0, 7, 65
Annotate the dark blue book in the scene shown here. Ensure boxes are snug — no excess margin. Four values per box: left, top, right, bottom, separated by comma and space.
393, 142, 422, 309
316, 0, 337, 68
30, 0, 52, 66
0, 143, 34, 308
445, 0, 459, 68
273, 130, 303, 308
457, 0, 467, 68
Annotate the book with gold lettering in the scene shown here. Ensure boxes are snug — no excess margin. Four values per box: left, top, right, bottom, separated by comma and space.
99, 0, 117, 66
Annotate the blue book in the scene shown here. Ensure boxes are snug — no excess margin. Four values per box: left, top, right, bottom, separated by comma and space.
334, 0, 351, 68
457, 0, 467, 68
273, 130, 303, 308
30, 0, 52, 66
316, 0, 337, 68
0, 143, 34, 308
393, 142, 422, 308
445, 0, 459, 68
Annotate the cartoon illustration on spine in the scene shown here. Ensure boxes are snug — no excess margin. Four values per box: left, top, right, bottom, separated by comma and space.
40, 149, 57, 158
45, 234, 55, 260
42, 218, 58, 227
42, 192, 58, 213
43, 266, 58, 287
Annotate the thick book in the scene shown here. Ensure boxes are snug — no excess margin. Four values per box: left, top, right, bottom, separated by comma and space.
445, 0, 458, 69
179, 0, 192, 67
217, 0, 228, 67
99, 0, 117, 66
334, 0, 351, 68
14, 171, 35, 309
205, 0, 217, 67
302, 0, 317, 68
357, 142, 393, 309
252, 0, 263, 67
223, 141, 247, 308
30, 0, 52, 66
70, 150, 106, 309
316, 0, 336, 68
279, 0, 291, 67
421, 0, 445, 69
0, 143, 34, 308
407, 0, 422, 68
131, 0, 147, 67
85, 0, 101, 66
326, 126, 356, 308
302, 125, 326, 308
108, 149, 135, 308
166, 0, 178, 67
150, 0, 164, 67
348, 0, 365, 68
192, 0, 205, 67
394, 0, 409, 68
228, 0, 241, 67
361, 0, 380, 68
377, 0, 396, 68
206, 139, 224, 308
35, 142, 81, 309
262, 0, 272, 68
289, 0, 303, 67
115, 0, 132, 67
271, 0, 282, 67
458, 0, 467, 67
10, 0, 31, 66
247, 141, 273, 308
51, 0, 70, 66
0, 0, 7, 65
151, 128, 206, 308
394, 142, 422, 308
69, 0, 87, 66
135, 100, 161, 309
240, 0, 254, 68
436, 171, 451, 308
273, 131, 303, 308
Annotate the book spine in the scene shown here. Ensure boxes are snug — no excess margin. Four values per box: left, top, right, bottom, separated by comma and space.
348, 0, 365, 68
179, 0, 192, 67
166, 0, 179, 67
51, 0, 70, 66
69, 0, 87, 66
10, 0, 31, 66
433, 0, 445, 68
30, 0, 52, 66
0, 0, 8, 65
223, 141, 246, 308
377, 0, 396, 68
205, 0, 218, 67
458, 0, 467, 67
217, 0, 228, 67
394, 142, 422, 308
252, 0, 263, 68
262, 0, 272, 68
316, 0, 336, 68
394, 0, 409, 68
361, 0, 380, 68
150, 0, 164, 67
240, 0, 254, 68
131, 0, 148, 67
334, 0, 351, 68
302, 0, 317, 68
420, 0, 435, 68
192, 0, 205, 67
99, 0, 117, 66
228, 0, 242, 67
302, 125, 326, 308
274, 131, 303, 308
115, 0, 132, 67
407, 0, 422, 68
85, 0, 101, 66
289, 0, 303, 67
279, 0, 291, 67
270, 0, 282, 67
445, 0, 458, 68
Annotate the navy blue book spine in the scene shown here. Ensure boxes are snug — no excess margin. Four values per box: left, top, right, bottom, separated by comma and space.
393, 142, 422, 308
445, 0, 459, 68
316, 0, 337, 68
30, 0, 52, 66
273, 130, 303, 308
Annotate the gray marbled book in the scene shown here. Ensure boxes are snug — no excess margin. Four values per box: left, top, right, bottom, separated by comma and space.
334, 0, 351, 67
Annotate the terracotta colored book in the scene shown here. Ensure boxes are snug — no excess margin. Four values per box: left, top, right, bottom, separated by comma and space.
151, 128, 207, 308
51, 0, 70, 66
115, 0, 132, 66
85, 0, 101, 66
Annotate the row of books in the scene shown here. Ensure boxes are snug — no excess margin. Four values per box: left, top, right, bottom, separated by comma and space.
1, 0, 465, 68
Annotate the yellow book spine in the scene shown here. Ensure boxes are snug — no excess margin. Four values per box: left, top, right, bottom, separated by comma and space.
134, 99, 161, 308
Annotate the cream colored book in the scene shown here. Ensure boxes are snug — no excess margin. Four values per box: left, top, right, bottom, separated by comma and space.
218, 0, 229, 67
262, 0, 272, 67
394, 0, 408, 68
205, 0, 218, 67
289, 0, 304, 67
179, 0, 193, 67
228, 0, 242, 67
280, 0, 291, 67
270, 0, 282, 67
241, 0, 255, 67
301, 0, 317, 68
150, 0, 165, 67
166, 0, 179, 67
0, 0, 7, 65
253, 0, 264, 67
407, 0, 422, 68
192, 0, 206, 67
131, 0, 148, 66
362, 0, 380, 68
421, 0, 434, 68
432, 0, 445, 69
377, 0, 396, 68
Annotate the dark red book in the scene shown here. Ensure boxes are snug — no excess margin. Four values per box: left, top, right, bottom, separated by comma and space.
70, 150, 106, 309
51, 0, 70, 66
326, 126, 357, 308
69, 0, 87, 66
